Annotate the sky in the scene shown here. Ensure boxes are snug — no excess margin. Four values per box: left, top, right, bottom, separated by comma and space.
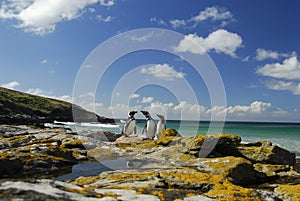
0, 0, 300, 122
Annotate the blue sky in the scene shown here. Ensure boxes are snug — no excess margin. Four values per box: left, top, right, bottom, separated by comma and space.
0, 0, 300, 122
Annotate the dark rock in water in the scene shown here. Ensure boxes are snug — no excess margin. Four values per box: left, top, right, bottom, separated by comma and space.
237, 140, 296, 166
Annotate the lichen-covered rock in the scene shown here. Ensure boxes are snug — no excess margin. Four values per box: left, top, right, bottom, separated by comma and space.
0, 125, 91, 178
71, 167, 275, 201
274, 184, 300, 201
181, 133, 241, 157
200, 156, 271, 186
238, 141, 296, 165
159, 128, 181, 138
254, 163, 293, 176
115, 135, 144, 145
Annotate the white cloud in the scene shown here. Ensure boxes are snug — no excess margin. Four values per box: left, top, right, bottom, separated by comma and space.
99, 0, 115, 6
256, 56, 300, 80
169, 6, 234, 29
170, 19, 186, 28
129, 93, 140, 99
255, 48, 291, 61
0, 0, 115, 35
140, 63, 185, 81
174, 29, 242, 57
208, 101, 271, 115
192, 6, 233, 22
41, 59, 47, 64
265, 80, 300, 95
1, 81, 20, 90
141, 97, 154, 103
150, 17, 167, 26
96, 15, 112, 22
74, 98, 295, 121
128, 31, 164, 42
26, 88, 72, 103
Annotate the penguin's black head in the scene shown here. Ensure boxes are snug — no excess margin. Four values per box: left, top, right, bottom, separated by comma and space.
128, 111, 138, 118
141, 111, 150, 118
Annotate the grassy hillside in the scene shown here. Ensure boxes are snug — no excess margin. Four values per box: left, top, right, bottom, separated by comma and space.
0, 87, 112, 125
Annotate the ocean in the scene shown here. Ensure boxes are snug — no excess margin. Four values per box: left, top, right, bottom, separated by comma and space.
46, 120, 300, 157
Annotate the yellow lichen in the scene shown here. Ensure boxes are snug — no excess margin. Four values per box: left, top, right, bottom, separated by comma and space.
151, 190, 165, 200
105, 171, 158, 181
71, 175, 101, 186
275, 184, 300, 201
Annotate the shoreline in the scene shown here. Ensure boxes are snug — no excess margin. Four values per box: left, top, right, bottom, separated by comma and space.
1, 124, 300, 200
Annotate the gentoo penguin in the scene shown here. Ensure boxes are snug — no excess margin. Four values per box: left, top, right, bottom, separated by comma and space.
141, 111, 156, 139
156, 114, 166, 138
122, 111, 138, 136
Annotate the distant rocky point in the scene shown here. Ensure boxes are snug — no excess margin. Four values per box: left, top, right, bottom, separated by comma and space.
0, 87, 114, 125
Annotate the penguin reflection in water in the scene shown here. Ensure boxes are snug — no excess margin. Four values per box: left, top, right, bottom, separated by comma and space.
141, 111, 157, 139
122, 111, 138, 136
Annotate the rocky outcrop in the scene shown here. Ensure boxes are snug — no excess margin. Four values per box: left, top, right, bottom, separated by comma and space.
0, 125, 89, 178
0, 125, 299, 201
0, 87, 114, 125
238, 140, 296, 165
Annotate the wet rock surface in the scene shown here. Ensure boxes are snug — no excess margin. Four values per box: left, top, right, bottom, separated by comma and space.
1, 125, 300, 200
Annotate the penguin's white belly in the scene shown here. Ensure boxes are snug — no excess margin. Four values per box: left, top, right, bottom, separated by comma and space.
156, 122, 165, 137
124, 120, 136, 135
146, 120, 156, 139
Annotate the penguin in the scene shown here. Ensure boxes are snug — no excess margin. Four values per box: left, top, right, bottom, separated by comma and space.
122, 111, 138, 136
141, 111, 156, 139
156, 114, 166, 139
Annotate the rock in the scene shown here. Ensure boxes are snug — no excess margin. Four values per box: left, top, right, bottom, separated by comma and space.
254, 163, 293, 176
115, 135, 144, 145
238, 141, 296, 166
182, 133, 241, 157
71, 167, 274, 201
1, 125, 299, 201
0, 125, 91, 178
159, 128, 181, 138
0, 87, 115, 125
274, 184, 300, 201
200, 156, 271, 186
0, 179, 108, 201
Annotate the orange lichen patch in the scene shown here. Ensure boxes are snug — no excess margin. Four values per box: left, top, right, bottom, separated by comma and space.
0, 151, 15, 159
185, 193, 198, 197
275, 184, 300, 201
159, 128, 180, 138
71, 175, 102, 186
206, 179, 261, 201
61, 139, 85, 149
254, 163, 291, 176
102, 192, 118, 199
159, 168, 222, 185
156, 136, 181, 146
180, 153, 196, 162
151, 190, 165, 200
201, 156, 252, 175
1, 135, 33, 147
130, 140, 158, 149
64, 187, 90, 196
104, 171, 159, 181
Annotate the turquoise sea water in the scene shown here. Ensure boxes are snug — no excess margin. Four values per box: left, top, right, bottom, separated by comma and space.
46, 120, 300, 157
